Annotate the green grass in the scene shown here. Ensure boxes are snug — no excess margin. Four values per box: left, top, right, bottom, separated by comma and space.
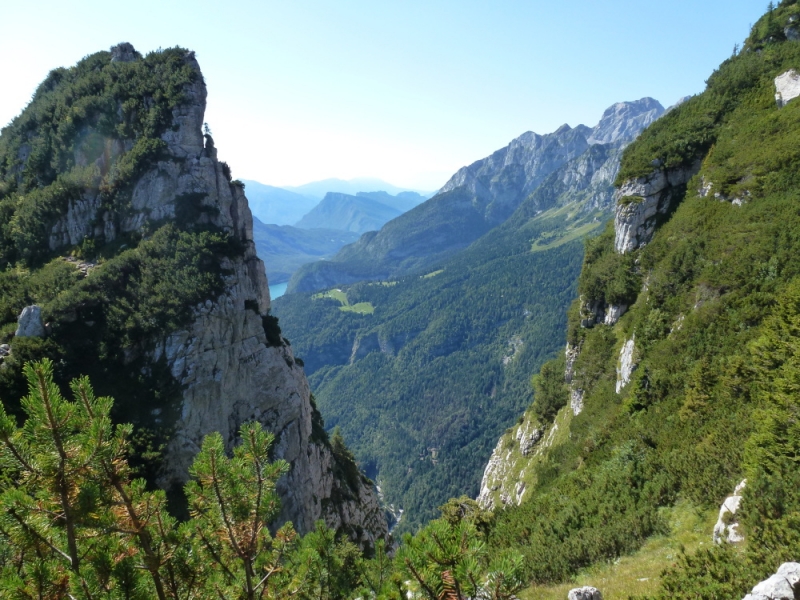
531, 221, 603, 253
313, 288, 375, 314
521, 500, 719, 600
422, 269, 444, 279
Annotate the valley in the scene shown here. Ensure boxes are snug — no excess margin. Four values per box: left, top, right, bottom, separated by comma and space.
0, 2, 799, 598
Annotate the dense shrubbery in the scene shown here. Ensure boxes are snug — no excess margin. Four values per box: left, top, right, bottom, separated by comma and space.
0, 47, 198, 269
0, 361, 526, 599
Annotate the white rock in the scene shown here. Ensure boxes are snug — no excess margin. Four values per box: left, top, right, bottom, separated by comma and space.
775, 69, 800, 108
743, 562, 800, 600
614, 162, 700, 254
571, 388, 585, 416
713, 479, 747, 544
15, 306, 45, 338
604, 304, 627, 326
568, 586, 603, 600
616, 336, 637, 394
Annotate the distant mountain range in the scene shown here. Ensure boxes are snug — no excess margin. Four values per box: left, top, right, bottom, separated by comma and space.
295, 191, 427, 234
287, 98, 666, 294
248, 188, 427, 282
283, 177, 433, 200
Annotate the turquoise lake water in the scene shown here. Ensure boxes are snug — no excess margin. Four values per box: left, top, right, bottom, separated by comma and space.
269, 282, 288, 299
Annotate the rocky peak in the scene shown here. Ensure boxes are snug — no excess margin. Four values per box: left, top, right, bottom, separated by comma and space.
110, 42, 140, 63
588, 98, 665, 145
4, 45, 387, 548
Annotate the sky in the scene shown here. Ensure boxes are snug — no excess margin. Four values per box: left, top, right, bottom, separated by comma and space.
0, 1, 767, 191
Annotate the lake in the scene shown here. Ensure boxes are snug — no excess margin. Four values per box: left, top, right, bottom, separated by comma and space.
269, 282, 288, 299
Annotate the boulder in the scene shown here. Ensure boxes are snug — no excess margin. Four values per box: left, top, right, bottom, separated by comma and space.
743, 562, 800, 600
15, 306, 45, 338
713, 479, 747, 544
568, 586, 603, 600
775, 69, 800, 108
0, 344, 9, 357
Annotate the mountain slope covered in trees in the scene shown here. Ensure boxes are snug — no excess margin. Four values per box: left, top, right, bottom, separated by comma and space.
477, 4, 800, 596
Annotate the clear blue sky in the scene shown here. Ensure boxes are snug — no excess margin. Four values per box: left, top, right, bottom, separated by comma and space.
1, 1, 766, 190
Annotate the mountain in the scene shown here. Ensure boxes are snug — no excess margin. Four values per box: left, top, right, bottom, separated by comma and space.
357, 190, 427, 213
295, 191, 404, 233
238, 180, 318, 225
287, 98, 664, 293
272, 96, 657, 531
251, 217, 359, 284
284, 177, 430, 199
0, 43, 386, 547
477, 7, 800, 596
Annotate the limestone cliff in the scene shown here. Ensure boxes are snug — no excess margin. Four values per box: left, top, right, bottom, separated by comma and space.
0, 44, 386, 548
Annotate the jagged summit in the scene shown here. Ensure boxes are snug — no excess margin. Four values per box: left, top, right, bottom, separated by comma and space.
587, 97, 664, 145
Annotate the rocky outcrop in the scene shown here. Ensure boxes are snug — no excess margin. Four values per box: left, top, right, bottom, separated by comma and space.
713, 479, 747, 544
614, 162, 700, 254
15, 306, 45, 338
565, 342, 584, 415
742, 563, 800, 600
568, 587, 603, 600
616, 336, 637, 394
579, 298, 626, 329
41, 44, 387, 547
775, 69, 800, 107
588, 98, 664, 145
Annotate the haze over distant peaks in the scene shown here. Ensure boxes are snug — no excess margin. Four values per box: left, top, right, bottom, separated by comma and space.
284, 177, 433, 200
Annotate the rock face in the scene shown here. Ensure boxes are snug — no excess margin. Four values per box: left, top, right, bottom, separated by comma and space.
616, 336, 637, 394
588, 98, 664, 145
743, 563, 800, 600
15, 306, 45, 338
568, 586, 603, 600
775, 69, 800, 107
614, 162, 700, 254
713, 479, 747, 544
43, 44, 387, 547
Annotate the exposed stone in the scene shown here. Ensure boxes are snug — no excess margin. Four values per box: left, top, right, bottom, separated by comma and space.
568, 586, 603, 600
15, 306, 45, 338
565, 342, 580, 384
713, 479, 747, 544
570, 388, 585, 416
616, 336, 637, 394
743, 562, 800, 600
110, 42, 139, 63
784, 26, 800, 41
516, 420, 543, 456
614, 162, 701, 254
0, 344, 9, 357
604, 304, 627, 326
775, 69, 800, 108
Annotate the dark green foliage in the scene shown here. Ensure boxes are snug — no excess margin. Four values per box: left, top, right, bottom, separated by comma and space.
488, 6, 800, 591
531, 356, 567, 424
578, 222, 640, 307
275, 207, 589, 533
0, 47, 198, 268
